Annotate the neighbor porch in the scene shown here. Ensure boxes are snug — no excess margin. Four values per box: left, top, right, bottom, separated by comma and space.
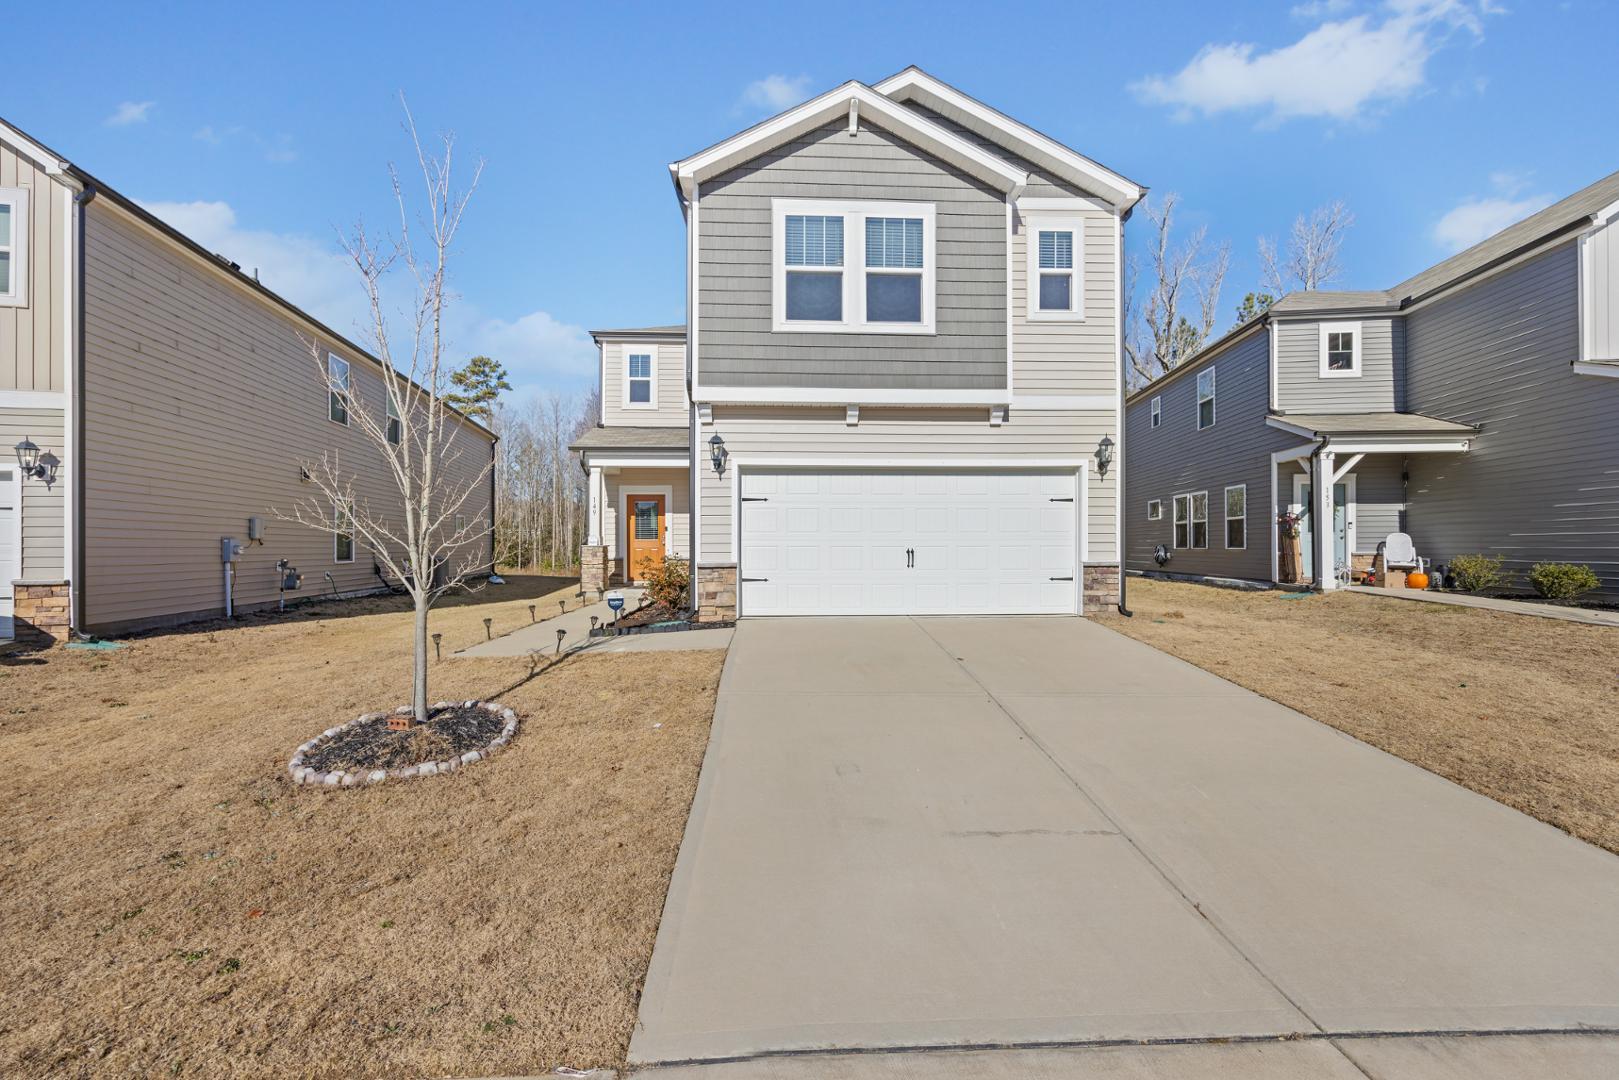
572, 426, 692, 590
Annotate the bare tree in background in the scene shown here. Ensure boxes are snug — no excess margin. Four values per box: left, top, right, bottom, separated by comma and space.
280, 100, 489, 726
492, 390, 595, 572
1260, 200, 1355, 294
1124, 193, 1230, 387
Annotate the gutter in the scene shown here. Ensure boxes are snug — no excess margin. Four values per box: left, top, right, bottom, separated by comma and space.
72, 181, 97, 634
1116, 209, 1131, 617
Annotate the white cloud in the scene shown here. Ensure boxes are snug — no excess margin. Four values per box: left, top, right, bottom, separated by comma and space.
1290, 0, 1353, 17
462, 310, 597, 397
1131, 1, 1498, 123
740, 74, 813, 112
1432, 174, 1555, 251
106, 101, 155, 127
192, 124, 298, 164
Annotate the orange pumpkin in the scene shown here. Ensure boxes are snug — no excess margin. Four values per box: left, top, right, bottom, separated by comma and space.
1406, 571, 1430, 590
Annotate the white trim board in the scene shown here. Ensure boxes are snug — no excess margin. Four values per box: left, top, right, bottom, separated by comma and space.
580, 452, 689, 470
695, 386, 1011, 406
0, 390, 67, 409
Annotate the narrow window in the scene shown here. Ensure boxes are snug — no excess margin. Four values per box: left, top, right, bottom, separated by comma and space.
454, 514, 467, 534
1196, 368, 1216, 430
1191, 492, 1209, 548
1225, 485, 1247, 549
0, 187, 28, 306
1037, 229, 1076, 312
1150, 396, 1161, 429
386, 394, 401, 445
864, 216, 924, 323
1173, 495, 1189, 548
1147, 499, 1163, 521
327, 354, 351, 425
627, 352, 653, 405
784, 214, 844, 322
333, 502, 355, 563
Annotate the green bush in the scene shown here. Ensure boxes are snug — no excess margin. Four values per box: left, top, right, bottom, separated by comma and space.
638, 555, 691, 610
1449, 553, 1507, 592
1527, 562, 1601, 601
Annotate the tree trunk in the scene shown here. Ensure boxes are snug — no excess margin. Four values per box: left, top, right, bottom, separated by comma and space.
413, 595, 430, 725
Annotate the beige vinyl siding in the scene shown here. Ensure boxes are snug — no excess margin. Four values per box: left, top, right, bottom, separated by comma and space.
0, 135, 67, 392
1274, 317, 1401, 413
697, 405, 1117, 566
602, 466, 691, 579
1011, 212, 1116, 396
80, 202, 494, 634
600, 339, 687, 427
0, 407, 64, 578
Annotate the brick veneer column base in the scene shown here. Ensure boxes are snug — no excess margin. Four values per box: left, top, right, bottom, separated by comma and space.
12, 581, 71, 646
1082, 564, 1120, 614
579, 546, 609, 597
695, 564, 738, 623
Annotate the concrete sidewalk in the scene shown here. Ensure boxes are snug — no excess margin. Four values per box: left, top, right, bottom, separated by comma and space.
629, 616, 1619, 1076
1346, 584, 1619, 626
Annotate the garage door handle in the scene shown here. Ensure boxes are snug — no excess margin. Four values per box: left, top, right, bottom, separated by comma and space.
906, 547, 914, 568
741, 577, 769, 583
1049, 497, 1074, 503
1050, 576, 1074, 581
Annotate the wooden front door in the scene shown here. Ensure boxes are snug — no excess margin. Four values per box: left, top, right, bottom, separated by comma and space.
626, 494, 666, 582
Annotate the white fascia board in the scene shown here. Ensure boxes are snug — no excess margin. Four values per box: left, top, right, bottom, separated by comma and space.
671, 82, 1027, 197
729, 454, 1088, 469
580, 450, 690, 470
0, 120, 70, 177
696, 385, 1011, 406
1271, 443, 1319, 465
1573, 361, 1619, 378
1264, 416, 1320, 439
1328, 439, 1471, 454
873, 68, 1141, 209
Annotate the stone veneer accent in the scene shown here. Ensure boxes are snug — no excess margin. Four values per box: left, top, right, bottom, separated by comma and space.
12, 581, 71, 646
579, 545, 609, 596
1082, 564, 1120, 614
289, 701, 518, 787
695, 563, 737, 623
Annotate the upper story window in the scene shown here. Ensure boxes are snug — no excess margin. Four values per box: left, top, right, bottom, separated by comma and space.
1025, 216, 1083, 320
386, 394, 401, 445
1319, 321, 1362, 378
1196, 367, 1216, 430
0, 186, 29, 308
1150, 396, 1161, 428
625, 351, 656, 408
327, 354, 351, 425
1578, 208, 1619, 371
773, 199, 935, 334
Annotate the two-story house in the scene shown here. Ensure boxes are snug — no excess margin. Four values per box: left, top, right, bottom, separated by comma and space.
1124, 169, 1619, 598
575, 68, 1142, 619
0, 117, 495, 643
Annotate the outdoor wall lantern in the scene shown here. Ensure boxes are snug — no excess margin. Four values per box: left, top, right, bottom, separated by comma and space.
708, 433, 728, 476
1094, 435, 1115, 479
14, 438, 57, 486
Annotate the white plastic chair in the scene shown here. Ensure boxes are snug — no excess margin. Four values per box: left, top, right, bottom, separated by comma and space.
1379, 532, 1426, 576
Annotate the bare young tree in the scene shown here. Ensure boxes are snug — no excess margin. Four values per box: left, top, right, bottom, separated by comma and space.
280, 101, 490, 725
1260, 200, 1354, 294
1124, 193, 1230, 387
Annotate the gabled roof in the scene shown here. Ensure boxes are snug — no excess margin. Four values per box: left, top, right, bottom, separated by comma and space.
569, 426, 689, 453
1269, 290, 1397, 316
873, 66, 1143, 210
670, 80, 1029, 201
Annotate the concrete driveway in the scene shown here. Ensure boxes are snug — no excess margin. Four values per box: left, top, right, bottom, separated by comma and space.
630, 617, 1619, 1077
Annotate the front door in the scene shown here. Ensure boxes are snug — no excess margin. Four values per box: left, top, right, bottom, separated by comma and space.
626, 494, 666, 582
1296, 479, 1350, 580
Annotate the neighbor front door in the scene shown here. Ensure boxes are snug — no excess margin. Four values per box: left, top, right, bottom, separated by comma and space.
1297, 480, 1349, 580
626, 495, 666, 582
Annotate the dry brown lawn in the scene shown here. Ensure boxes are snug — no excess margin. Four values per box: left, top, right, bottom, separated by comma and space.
0, 575, 725, 1079
1098, 578, 1619, 854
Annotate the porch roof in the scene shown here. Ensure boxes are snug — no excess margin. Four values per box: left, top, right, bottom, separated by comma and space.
1267, 412, 1478, 440
569, 426, 689, 454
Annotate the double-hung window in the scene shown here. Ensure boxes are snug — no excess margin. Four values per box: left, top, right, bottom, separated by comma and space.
1225, 485, 1247, 549
0, 187, 29, 307
625, 351, 655, 408
1025, 216, 1083, 319
333, 501, 355, 563
327, 354, 351, 425
386, 394, 401, 445
1319, 321, 1362, 377
774, 199, 935, 332
1150, 396, 1161, 429
1196, 367, 1216, 430
1173, 492, 1208, 549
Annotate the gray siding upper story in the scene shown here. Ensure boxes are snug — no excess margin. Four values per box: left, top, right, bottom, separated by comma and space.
599, 337, 687, 428
696, 118, 1007, 390
1274, 316, 1403, 413
1, 133, 67, 392
903, 103, 1086, 201
1124, 328, 1298, 582
1403, 241, 1619, 593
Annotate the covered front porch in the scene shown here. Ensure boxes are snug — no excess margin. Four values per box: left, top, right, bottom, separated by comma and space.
1267, 412, 1477, 591
571, 426, 692, 589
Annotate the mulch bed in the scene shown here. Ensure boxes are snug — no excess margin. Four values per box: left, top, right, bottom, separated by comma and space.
302, 704, 506, 772
613, 600, 686, 629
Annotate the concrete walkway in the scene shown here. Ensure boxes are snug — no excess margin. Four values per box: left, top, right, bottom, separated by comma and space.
1347, 584, 1619, 627
630, 616, 1619, 1077
456, 588, 732, 658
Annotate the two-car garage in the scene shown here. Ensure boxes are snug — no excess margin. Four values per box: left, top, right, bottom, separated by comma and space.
735, 468, 1083, 616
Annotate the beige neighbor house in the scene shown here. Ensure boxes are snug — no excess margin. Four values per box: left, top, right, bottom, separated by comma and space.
0, 118, 495, 644
572, 69, 1140, 619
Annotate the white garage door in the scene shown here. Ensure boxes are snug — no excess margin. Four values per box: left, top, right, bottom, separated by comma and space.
738, 469, 1080, 616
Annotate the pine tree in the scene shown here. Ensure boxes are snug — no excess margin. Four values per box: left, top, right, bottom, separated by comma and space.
447, 355, 512, 421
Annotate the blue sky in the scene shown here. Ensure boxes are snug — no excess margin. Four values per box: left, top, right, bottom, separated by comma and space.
7, 0, 1616, 402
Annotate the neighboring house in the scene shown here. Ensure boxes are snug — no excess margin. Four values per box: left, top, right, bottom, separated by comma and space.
0, 119, 496, 643
1124, 170, 1619, 598
576, 68, 1141, 618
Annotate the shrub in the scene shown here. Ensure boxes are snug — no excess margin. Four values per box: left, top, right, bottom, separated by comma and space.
639, 556, 691, 610
1528, 562, 1601, 601
1448, 552, 1507, 592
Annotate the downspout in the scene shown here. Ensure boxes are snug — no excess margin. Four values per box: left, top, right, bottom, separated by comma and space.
72, 181, 97, 634
487, 434, 497, 575
1311, 435, 1332, 591
1116, 204, 1133, 617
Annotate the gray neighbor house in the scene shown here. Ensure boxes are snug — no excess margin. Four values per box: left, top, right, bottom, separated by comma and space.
1124, 171, 1619, 598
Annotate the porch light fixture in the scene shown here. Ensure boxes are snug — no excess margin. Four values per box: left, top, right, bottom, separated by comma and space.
1094, 434, 1115, 478
708, 433, 728, 476
14, 437, 48, 481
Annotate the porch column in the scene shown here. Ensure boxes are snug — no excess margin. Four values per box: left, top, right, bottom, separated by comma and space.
1315, 449, 1337, 590
587, 466, 603, 546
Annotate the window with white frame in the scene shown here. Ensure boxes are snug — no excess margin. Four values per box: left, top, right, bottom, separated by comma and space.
1150, 396, 1161, 428
1173, 492, 1208, 549
1147, 499, 1163, 521
0, 187, 29, 307
1025, 217, 1083, 319
327, 354, 351, 425
1578, 210, 1619, 368
1196, 367, 1216, 430
1319, 321, 1362, 377
333, 501, 355, 563
386, 394, 401, 445
773, 199, 935, 332
1224, 485, 1247, 549
625, 351, 655, 407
